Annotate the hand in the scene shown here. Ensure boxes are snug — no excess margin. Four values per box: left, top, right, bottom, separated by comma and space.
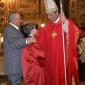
27, 37, 37, 44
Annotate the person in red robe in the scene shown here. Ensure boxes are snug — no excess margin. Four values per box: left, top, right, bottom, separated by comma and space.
37, 0, 80, 85
21, 23, 45, 85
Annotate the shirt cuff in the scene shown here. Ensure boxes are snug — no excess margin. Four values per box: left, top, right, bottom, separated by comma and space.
26, 39, 28, 44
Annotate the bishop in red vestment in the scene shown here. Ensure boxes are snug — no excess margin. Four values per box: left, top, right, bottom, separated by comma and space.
38, 18, 80, 85
37, 5, 80, 85
38, 18, 66, 85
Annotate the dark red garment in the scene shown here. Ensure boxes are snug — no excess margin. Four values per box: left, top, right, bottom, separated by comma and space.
21, 43, 45, 85
66, 19, 80, 85
37, 19, 80, 85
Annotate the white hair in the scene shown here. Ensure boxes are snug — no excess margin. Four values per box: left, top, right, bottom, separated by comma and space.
8, 13, 17, 22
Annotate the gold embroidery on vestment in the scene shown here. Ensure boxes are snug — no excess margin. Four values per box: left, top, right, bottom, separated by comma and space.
51, 31, 57, 38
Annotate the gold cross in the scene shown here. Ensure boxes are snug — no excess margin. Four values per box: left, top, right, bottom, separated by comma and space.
51, 31, 57, 38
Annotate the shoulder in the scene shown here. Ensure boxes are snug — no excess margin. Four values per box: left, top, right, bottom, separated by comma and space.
68, 19, 78, 29
68, 19, 76, 26
68, 19, 80, 33
4, 24, 16, 33
69, 19, 79, 28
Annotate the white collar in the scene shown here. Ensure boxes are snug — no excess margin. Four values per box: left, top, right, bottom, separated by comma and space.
9, 23, 19, 30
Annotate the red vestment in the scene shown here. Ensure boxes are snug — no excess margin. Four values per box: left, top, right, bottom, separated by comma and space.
21, 42, 45, 85
66, 19, 80, 85
37, 19, 80, 85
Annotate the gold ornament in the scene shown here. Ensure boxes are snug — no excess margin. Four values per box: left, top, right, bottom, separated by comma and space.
51, 31, 57, 38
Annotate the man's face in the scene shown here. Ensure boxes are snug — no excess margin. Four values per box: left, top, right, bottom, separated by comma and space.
47, 11, 59, 22
13, 14, 21, 27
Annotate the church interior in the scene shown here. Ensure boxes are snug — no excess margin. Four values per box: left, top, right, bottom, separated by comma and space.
0, 0, 85, 85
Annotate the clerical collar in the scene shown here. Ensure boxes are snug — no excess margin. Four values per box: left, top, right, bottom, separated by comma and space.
9, 23, 19, 30
54, 17, 60, 24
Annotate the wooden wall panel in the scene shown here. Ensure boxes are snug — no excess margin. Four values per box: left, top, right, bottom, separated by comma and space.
69, 0, 85, 27
78, 0, 85, 27
69, 0, 79, 25
16, 0, 46, 26
0, 0, 46, 27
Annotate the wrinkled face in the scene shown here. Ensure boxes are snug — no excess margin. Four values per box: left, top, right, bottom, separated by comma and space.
47, 11, 59, 22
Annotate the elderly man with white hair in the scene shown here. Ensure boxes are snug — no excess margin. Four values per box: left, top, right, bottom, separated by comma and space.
3, 13, 36, 85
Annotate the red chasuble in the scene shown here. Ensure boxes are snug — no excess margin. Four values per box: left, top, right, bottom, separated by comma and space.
37, 19, 80, 85
38, 20, 65, 85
